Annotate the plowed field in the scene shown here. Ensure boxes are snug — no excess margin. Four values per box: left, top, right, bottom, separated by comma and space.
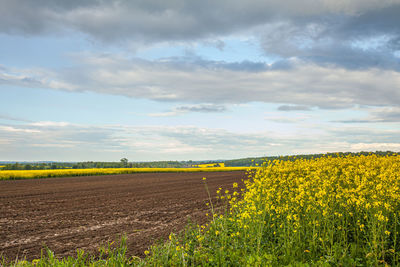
0, 171, 245, 261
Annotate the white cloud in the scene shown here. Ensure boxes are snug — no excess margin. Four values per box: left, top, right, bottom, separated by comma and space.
148, 104, 227, 117
148, 111, 182, 118
30, 121, 70, 127
0, 120, 399, 161
350, 143, 400, 151
2, 58, 400, 109
29, 143, 76, 148
0, 125, 40, 133
334, 107, 400, 123
0, 0, 397, 42
264, 115, 310, 124
0, 114, 31, 122
1, 1, 400, 72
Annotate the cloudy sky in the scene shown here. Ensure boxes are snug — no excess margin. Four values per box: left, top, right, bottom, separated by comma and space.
1, 0, 400, 161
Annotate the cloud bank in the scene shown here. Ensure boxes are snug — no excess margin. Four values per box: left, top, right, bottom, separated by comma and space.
1, 57, 400, 110
1, 0, 400, 70
1, 0, 400, 112
1, 1, 398, 42
1, 120, 399, 161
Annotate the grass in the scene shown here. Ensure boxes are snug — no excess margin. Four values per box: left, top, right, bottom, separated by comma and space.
0, 167, 249, 180
2, 237, 141, 267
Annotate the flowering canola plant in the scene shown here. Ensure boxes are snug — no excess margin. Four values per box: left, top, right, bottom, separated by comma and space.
144, 154, 400, 266
233, 154, 400, 265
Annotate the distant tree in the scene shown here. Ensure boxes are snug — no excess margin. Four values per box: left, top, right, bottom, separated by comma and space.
24, 164, 32, 170
120, 158, 128, 167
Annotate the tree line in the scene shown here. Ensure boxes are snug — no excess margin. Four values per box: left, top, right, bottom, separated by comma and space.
1, 151, 397, 170
0, 159, 190, 170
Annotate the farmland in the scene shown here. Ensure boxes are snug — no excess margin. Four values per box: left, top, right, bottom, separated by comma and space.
3, 154, 400, 266
0, 166, 248, 180
0, 171, 246, 261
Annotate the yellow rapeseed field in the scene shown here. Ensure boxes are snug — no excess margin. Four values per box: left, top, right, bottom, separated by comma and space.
0, 166, 248, 180
143, 154, 400, 265
228, 154, 400, 265
193, 163, 224, 168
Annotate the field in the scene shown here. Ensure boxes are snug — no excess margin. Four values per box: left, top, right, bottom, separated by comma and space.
3, 154, 400, 266
192, 163, 225, 168
0, 166, 247, 180
0, 171, 246, 261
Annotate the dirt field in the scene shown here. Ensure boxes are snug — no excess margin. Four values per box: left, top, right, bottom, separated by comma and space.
0, 171, 246, 261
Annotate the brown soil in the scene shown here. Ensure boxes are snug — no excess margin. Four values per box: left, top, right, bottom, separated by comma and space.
0, 171, 246, 261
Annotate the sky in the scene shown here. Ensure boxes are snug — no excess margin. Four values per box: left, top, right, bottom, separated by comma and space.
1, 0, 400, 162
